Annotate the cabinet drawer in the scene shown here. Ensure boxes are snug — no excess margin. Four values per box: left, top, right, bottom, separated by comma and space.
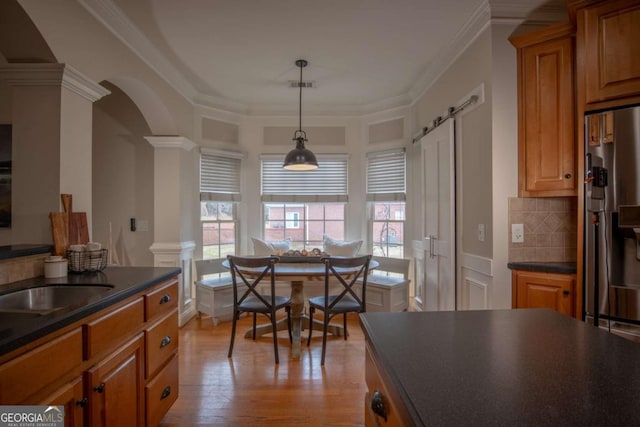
364, 345, 407, 427
145, 311, 178, 379
0, 328, 82, 404
145, 279, 178, 322
145, 353, 179, 427
84, 298, 144, 359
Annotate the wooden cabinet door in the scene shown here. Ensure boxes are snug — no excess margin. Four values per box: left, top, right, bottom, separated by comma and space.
514, 271, 575, 316
86, 334, 144, 427
583, 0, 640, 104
513, 24, 576, 197
40, 376, 85, 427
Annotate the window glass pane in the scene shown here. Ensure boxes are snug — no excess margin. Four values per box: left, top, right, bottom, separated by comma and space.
262, 203, 345, 249
307, 224, 325, 243
307, 204, 325, 220
201, 201, 219, 221
325, 204, 344, 220
217, 202, 234, 220
201, 201, 237, 260
325, 221, 344, 240
219, 222, 236, 245
371, 202, 405, 258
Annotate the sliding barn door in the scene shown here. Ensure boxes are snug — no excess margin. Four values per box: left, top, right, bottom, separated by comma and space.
419, 119, 456, 311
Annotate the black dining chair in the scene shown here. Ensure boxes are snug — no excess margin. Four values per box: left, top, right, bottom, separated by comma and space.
227, 255, 292, 364
307, 254, 372, 365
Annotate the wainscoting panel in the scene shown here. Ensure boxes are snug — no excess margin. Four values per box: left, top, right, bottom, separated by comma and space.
459, 252, 492, 310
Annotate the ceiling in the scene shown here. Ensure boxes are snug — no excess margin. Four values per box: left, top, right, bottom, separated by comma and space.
82, 0, 566, 115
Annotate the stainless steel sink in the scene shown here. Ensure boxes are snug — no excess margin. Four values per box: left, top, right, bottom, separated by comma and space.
0, 285, 114, 315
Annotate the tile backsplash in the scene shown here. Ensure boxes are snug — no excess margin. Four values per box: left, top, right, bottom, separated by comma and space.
0, 254, 47, 286
508, 197, 577, 263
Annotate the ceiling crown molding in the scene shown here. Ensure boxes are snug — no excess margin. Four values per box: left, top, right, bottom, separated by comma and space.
77, 0, 199, 102
489, 0, 567, 22
62, 64, 111, 102
0, 63, 64, 85
408, 1, 492, 102
0, 63, 110, 101
145, 136, 196, 151
78, 0, 565, 117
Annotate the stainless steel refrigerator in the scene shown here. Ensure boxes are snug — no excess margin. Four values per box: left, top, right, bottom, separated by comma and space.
585, 104, 640, 341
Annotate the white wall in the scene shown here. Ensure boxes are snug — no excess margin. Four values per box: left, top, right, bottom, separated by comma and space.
489, 21, 520, 309
92, 82, 155, 266
408, 20, 521, 310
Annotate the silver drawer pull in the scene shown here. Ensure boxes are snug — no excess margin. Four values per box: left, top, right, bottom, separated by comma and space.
161, 386, 171, 400
371, 389, 387, 421
160, 336, 172, 348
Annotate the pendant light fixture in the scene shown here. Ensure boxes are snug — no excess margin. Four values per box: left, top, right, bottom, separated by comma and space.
283, 59, 319, 170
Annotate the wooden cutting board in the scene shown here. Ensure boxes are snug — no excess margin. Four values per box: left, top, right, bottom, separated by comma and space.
50, 212, 69, 256
69, 212, 89, 245
61, 193, 89, 245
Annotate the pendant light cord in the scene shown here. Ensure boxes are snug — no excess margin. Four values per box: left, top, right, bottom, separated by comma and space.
298, 61, 303, 132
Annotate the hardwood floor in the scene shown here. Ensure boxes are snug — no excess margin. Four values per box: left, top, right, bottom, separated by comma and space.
160, 313, 367, 426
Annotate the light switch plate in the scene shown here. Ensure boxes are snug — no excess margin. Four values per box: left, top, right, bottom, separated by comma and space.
478, 224, 485, 242
512, 223, 524, 243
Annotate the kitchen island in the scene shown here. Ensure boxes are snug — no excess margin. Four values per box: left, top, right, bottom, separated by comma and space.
360, 309, 640, 426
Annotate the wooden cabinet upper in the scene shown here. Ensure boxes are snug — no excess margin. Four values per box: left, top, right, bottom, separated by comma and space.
578, 0, 640, 105
511, 23, 576, 197
512, 270, 576, 317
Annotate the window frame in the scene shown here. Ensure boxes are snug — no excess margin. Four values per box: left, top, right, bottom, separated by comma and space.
262, 202, 346, 250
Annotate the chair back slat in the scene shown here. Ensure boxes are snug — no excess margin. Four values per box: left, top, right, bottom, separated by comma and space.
322, 255, 372, 311
227, 255, 279, 308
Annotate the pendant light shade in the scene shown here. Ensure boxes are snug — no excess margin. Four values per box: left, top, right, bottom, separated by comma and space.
283, 59, 318, 170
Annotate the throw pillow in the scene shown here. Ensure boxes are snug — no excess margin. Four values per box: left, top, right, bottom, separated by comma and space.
251, 237, 291, 255
323, 235, 363, 257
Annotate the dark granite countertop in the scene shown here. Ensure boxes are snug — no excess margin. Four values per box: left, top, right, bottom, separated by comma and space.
0, 266, 181, 357
0, 244, 53, 260
360, 310, 640, 426
507, 261, 576, 274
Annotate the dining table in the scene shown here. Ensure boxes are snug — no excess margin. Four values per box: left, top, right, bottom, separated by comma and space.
223, 256, 378, 358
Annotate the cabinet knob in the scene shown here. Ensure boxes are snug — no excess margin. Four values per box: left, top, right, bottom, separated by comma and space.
563, 290, 571, 296
564, 173, 572, 179
76, 397, 88, 407
370, 390, 388, 422
93, 383, 105, 393
160, 294, 171, 305
160, 335, 172, 348
160, 386, 172, 400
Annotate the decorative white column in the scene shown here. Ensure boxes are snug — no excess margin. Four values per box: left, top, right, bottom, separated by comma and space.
0, 63, 110, 243
146, 136, 197, 327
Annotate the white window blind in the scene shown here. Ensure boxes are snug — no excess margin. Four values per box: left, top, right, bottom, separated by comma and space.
261, 154, 348, 202
366, 149, 406, 201
200, 149, 243, 202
